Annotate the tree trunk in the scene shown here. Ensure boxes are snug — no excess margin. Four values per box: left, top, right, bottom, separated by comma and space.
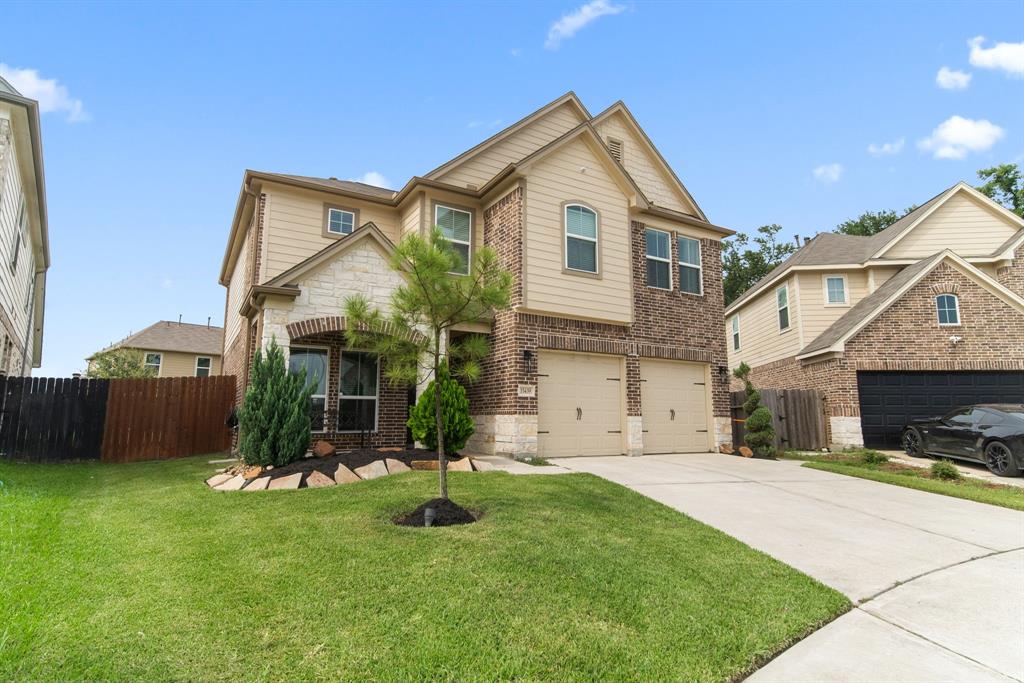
433, 334, 447, 500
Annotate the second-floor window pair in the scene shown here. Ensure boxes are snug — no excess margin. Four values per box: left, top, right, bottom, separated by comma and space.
645, 228, 702, 294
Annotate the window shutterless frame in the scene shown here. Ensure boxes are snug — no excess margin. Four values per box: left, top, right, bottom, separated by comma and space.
337, 350, 380, 433
777, 284, 790, 332
321, 203, 361, 239
289, 345, 330, 433
677, 235, 702, 295
823, 274, 849, 306
731, 315, 740, 351
644, 228, 672, 290
144, 352, 162, 375
195, 356, 212, 377
936, 294, 961, 326
563, 202, 599, 275
434, 203, 473, 275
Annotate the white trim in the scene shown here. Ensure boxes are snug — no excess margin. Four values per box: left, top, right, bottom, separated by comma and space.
564, 203, 599, 274
776, 284, 791, 332
731, 314, 740, 351
644, 227, 672, 290
337, 350, 380, 434
194, 355, 213, 377
326, 207, 356, 235
935, 293, 961, 327
289, 344, 330, 433
677, 234, 702, 295
143, 352, 162, 376
823, 273, 849, 307
435, 203, 472, 275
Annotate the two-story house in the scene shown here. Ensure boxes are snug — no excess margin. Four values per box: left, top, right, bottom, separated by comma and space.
0, 76, 49, 375
726, 182, 1024, 449
87, 320, 224, 378
219, 92, 734, 459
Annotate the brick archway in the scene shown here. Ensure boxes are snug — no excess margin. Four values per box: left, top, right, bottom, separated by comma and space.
286, 316, 347, 340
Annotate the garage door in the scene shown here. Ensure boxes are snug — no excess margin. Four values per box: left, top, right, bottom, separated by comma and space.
858, 371, 1024, 448
640, 359, 710, 454
537, 351, 623, 457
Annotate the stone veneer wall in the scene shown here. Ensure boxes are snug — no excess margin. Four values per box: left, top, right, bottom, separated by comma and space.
747, 262, 1024, 447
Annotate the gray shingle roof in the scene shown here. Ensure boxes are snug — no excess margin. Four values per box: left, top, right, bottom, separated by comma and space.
255, 171, 397, 199
798, 252, 945, 357
96, 321, 224, 357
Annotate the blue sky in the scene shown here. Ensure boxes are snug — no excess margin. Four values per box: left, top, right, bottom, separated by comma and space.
2, 0, 1022, 376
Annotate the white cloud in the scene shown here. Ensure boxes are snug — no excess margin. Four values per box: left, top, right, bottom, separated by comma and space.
509, 48, 522, 57
812, 163, 843, 183
0, 63, 88, 122
545, 0, 625, 50
350, 171, 391, 188
918, 115, 1005, 159
867, 138, 905, 156
935, 66, 971, 90
968, 36, 1024, 77
161, 278, 174, 290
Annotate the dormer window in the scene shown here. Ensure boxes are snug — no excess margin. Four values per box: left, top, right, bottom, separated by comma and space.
323, 204, 359, 238
565, 203, 599, 274
936, 294, 960, 326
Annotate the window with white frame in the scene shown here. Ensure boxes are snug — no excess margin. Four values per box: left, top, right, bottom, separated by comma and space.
289, 347, 329, 432
564, 204, 598, 273
645, 228, 671, 289
144, 352, 162, 375
731, 315, 740, 351
338, 351, 378, 432
435, 204, 472, 275
678, 236, 702, 294
195, 356, 212, 377
825, 275, 847, 305
777, 285, 790, 331
936, 294, 960, 326
326, 207, 355, 235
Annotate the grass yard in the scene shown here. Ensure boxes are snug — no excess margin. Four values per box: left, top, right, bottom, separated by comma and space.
785, 451, 1024, 512
0, 456, 848, 682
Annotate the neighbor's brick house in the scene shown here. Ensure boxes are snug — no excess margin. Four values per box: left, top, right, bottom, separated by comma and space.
219, 92, 735, 457
725, 183, 1024, 449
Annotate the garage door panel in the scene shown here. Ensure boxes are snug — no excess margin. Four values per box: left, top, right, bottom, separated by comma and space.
858, 371, 1024, 448
538, 351, 623, 458
640, 360, 709, 454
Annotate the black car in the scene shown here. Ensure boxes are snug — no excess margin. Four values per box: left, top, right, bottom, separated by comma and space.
902, 404, 1024, 477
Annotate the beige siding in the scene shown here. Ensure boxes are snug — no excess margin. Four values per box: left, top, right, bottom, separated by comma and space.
726, 275, 803, 369
400, 193, 422, 238
141, 349, 223, 377
884, 192, 1019, 259
224, 235, 250, 350
797, 270, 870, 341
261, 184, 401, 282
523, 137, 632, 324
593, 112, 697, 216
867, 265, 902, 292
437, 103, 584, 189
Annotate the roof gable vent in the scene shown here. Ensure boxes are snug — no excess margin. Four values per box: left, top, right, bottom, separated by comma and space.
607, 137, 623, 163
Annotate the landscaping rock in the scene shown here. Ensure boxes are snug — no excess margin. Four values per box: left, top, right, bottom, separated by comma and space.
306, 470, 335, 488
719, 444, 734, 455
385, 458, 411, 474
244, 476, 271, 491
214, 475, 246, 491
378, 446, 403, 452
334, 464, 361, 484
448, 457, 473, 472
268, 472, 302, 490
738, 446, 754, 458
470, 458, 495, 472
205, 473, 233, 488
242, 467, 264, 480
355, 460, 389, 480
313, 440, 336, 458
411, 460, 439, 471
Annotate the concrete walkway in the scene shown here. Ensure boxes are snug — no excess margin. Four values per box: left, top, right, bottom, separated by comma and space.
548, 453, 1024, 682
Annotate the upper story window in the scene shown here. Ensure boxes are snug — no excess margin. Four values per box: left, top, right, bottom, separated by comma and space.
195, 356, 212, 377
678, 236, 702, 295
324, 205, 358, 236
645, 228, 671, 289
825, 275, 847, 305
777, 285, 790, 331
731, 315, 740, 351
436, 204, 472, 275
565, 204, 598, 274
936, 294, 960, 326
144, 352, 162, 375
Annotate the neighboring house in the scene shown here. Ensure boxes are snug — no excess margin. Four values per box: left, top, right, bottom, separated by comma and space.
219, 92, 734, 458
0, 76, 49, 376
725, 182, 1024, 449
89, 321, 224, 377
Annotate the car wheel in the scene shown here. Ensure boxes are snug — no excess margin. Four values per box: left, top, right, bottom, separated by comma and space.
984, 441, 1021, 477
902, 428, 925, 457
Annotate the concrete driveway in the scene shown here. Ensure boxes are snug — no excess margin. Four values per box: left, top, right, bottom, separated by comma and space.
548, 453, 1024, 682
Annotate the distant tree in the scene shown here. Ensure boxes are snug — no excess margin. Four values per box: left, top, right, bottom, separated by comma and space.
733, 362, 776, 459
834, 207, 916, 237
86, 348, 155, 379
976, 163, 1024, 217
722, 224, 795, 306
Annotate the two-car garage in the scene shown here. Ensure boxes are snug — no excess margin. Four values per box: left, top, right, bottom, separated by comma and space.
536, 350, 712, 457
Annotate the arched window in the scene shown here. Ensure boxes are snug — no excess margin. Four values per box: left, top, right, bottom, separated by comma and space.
936, 294, 960, 326
564, 204, 598, 274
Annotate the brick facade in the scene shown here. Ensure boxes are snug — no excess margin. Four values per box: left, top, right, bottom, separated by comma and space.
997, 242, 1024, 298
747, 261, 1024, 446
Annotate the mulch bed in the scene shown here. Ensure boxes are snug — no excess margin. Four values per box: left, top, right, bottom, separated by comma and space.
394, 498, 478, 527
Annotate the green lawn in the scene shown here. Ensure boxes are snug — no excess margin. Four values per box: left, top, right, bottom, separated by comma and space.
785, 451, 1024, 512
0, 457, 848, 681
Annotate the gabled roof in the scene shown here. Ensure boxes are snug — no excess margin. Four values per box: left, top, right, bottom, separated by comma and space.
93, 321, 224, 359
254, 172, 397, 199
264, 222, 397, 288
798, 251, 1024, 359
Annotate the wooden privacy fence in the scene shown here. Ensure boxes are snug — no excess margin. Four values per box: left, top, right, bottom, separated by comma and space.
731, 388, 827, 452
0, 375, 235, 463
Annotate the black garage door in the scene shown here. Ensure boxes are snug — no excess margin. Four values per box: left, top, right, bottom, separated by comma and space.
858, 371, 1024, 448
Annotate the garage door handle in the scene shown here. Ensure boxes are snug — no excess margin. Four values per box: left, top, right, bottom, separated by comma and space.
576, 407, 582, 421
607, 430, 621, 433
670, 409, 675, 421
